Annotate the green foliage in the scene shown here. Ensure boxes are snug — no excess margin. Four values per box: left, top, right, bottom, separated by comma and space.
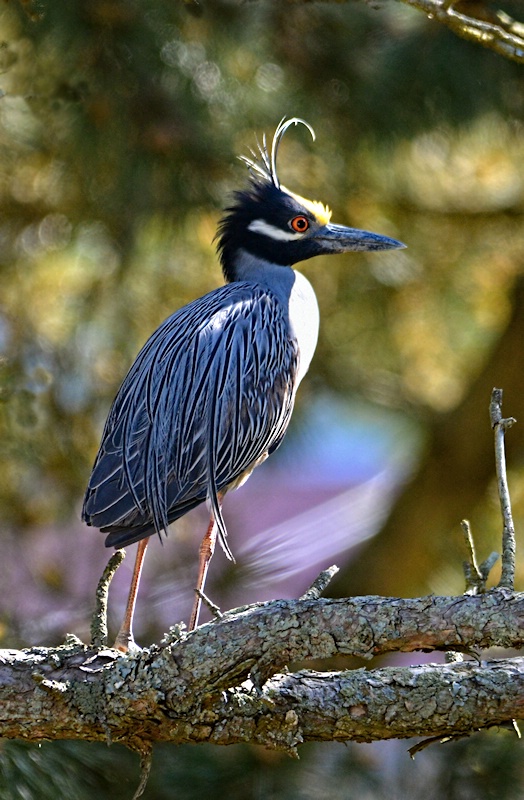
1, 732, 523, 800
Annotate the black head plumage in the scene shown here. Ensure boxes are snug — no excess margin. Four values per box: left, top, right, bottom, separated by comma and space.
216, 118, 331, 277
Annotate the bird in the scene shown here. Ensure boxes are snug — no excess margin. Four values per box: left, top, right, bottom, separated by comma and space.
82, 117, 405, 652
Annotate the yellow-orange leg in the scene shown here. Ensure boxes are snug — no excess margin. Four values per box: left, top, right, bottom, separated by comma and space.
188, 516, 218, 631
114, 537, 149, 652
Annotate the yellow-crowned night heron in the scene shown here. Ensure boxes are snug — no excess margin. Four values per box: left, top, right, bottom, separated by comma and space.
82, 118, 405, 651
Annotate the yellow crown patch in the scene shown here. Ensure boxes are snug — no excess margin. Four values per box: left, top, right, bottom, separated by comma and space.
286, 188, 332, 226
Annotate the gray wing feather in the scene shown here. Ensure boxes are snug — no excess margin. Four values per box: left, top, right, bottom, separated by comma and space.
82, 282, 298, 552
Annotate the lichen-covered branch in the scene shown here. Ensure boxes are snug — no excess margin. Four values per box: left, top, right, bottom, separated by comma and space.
397, 0, 524, 63
263, 658, 524, 746
90, 550, 126, 647
1, 591, 523, 751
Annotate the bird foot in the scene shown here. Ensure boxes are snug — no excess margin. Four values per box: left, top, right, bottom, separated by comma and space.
113, 630, 142, 654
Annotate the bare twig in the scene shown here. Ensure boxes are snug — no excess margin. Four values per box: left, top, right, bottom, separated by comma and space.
196, 589, 224, 621
90, 549, 126, 647
490, 388, 517, 590
398, 0, 524, 64
461, 519, 499, 593
300, 565, 339, 600
131, 744, 153, 800
461, 519, 484, 593
480, 551, 502, 580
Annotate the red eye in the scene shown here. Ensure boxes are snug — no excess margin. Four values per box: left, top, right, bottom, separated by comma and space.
290, 215, 309, 233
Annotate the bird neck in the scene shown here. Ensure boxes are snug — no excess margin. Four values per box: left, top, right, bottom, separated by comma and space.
226, 249, 297, 306
227, 249, 320, 386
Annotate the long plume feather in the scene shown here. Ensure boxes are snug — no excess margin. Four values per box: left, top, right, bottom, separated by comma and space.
240, 117, 316, 189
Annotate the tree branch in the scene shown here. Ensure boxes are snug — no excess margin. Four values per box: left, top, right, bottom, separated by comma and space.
1, 592, 523, 750
396, 0, 524, 63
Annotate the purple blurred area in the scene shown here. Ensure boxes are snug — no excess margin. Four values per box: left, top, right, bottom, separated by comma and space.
1, 394, 417, 647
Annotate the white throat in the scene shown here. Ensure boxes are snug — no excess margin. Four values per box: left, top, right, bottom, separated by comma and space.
288, 270, 319, 386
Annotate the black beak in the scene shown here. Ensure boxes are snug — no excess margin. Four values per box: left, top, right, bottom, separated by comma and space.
314, 222, 406, 253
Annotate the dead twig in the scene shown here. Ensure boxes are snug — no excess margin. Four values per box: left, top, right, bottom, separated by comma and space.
91, 550, 126, 647
490, 388, 517, 590
461, 519, 499, 594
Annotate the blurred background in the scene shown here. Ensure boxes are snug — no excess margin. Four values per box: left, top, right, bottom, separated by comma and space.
0, 0, 523, 797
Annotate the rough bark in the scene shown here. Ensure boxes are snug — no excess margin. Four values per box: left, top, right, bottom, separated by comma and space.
1, 591, 523, 752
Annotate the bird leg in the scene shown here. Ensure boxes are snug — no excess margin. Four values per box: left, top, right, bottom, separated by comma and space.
188, 515, 218, 631
113, 537, 149, 652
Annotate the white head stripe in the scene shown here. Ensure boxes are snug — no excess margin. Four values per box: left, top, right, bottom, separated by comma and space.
248, 219, 303, 241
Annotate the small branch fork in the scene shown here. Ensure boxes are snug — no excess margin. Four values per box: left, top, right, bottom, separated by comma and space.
490, 388, 517, 590
456, 389, 517, 597
447, 389, 517, 672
